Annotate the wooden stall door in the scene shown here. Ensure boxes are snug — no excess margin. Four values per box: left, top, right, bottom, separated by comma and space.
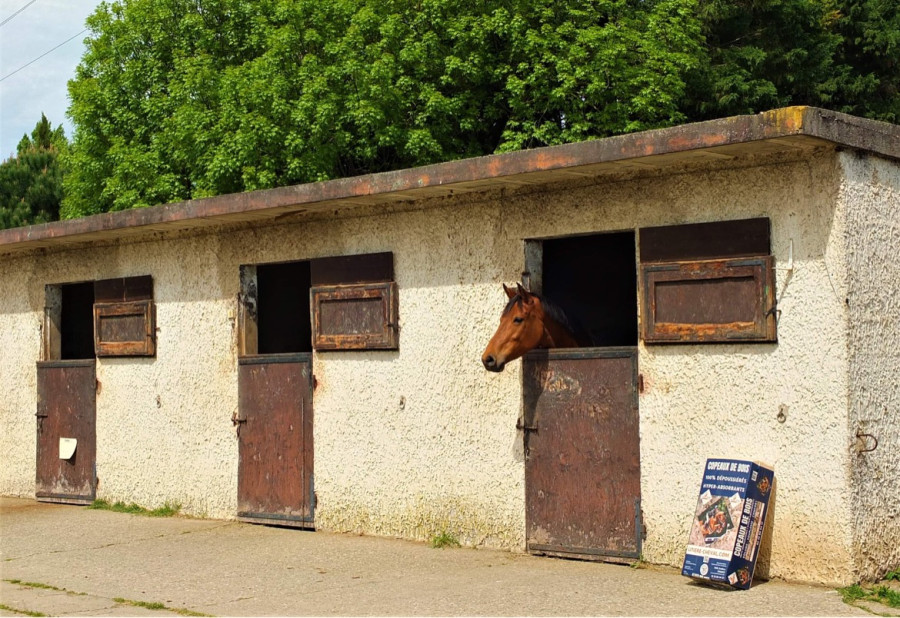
236, 354, 314, 527
523, 347, 641, 561
36, 360, 97, 504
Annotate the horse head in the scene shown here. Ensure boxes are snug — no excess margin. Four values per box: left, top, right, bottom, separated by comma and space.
482, 283, 555, 372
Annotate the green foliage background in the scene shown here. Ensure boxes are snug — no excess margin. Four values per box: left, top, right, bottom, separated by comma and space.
0, 114, 67, 229
40, 0, 900, 219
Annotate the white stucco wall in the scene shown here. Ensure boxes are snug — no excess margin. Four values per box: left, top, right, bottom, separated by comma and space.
840, 151, 900, 581
0, 258, 42, 497
1, 146, 882, 585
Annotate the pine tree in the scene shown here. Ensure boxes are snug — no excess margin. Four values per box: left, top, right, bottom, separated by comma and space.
0, 114, 68, 229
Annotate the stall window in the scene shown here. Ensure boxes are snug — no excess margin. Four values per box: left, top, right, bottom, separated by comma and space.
638, 218, 776, 344
93, 276, 156, 357
310, 253, 397, 351
238, 252, 397, 355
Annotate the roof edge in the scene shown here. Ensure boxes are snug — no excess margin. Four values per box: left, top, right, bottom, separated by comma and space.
1, 106, 897, 253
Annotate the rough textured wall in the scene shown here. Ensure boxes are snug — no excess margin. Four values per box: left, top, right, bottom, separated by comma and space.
841, 151, 900, 581
0, 258, 40, 496
93, 237, 239, 518
0, 148, 862, 584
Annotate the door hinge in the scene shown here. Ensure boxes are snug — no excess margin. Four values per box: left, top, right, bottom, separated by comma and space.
516, 418, 538, 432
231, 411, 247, 436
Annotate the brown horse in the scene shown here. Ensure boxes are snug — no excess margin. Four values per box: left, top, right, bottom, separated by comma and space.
481, 283, 585, 372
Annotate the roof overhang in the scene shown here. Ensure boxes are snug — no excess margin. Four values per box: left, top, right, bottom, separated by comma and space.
1, 106, 897, 257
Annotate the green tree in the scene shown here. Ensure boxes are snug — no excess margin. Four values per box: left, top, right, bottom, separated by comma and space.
63, 0, 704, 217
830, 0, 900, 122
681, 0, 899, 122
0, 114, 67, 229
682, 0, 844, 119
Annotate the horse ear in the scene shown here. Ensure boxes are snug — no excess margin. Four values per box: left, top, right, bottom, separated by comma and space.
516, 282, 534, 304
503, 283, 516, 299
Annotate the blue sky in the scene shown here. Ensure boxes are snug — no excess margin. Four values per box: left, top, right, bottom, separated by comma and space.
0, 0, 99, 159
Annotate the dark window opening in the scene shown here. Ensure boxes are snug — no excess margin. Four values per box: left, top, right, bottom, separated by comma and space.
241, 253, 396, 356
60, 282, 95, 360
256, 261, 312, 354
539, 231, 638, 347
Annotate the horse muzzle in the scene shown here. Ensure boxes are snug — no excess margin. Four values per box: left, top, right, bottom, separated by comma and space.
482, 354, 505, 372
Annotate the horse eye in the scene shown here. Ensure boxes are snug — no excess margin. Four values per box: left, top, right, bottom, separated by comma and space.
513, 317, 524, 324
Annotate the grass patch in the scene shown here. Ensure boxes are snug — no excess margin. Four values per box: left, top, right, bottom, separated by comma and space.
0, 603, 47, 616
885, 568, 900, 582
5, 580, 62, 591
88, 499, 181, 517
840, 584, 869, 604
430, 531, 461, 549
839, 582, 900, 612
0, 603, 46, 617
4, 580, 85, 596
113, 597, 211, 616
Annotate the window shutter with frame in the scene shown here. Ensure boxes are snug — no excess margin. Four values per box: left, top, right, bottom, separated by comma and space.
640, 256, 776, 343
638, 218, 776, 344
93, 276, 156, 357
311, 281, 399, 351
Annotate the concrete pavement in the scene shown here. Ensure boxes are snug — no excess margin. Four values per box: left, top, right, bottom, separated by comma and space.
0, 497, 867, 616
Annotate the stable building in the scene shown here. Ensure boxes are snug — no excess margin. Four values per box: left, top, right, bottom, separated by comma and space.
1, 107, 897, 586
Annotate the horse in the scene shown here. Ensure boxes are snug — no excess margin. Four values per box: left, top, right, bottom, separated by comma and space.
481, 283, 588, 372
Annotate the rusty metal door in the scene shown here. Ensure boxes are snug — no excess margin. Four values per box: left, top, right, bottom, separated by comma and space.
522, 347, 641, 561
36, 360, 97, 504
236, 353, 314, 527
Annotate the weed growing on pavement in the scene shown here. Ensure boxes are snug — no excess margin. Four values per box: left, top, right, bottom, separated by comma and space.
0, 603, 46, 616
839, 582, 900, 613
113, 597, 210, 616
4, 580, 85, 596
6, 580, 60, 591
88, 499, 181, 517
430, 531, 461, 549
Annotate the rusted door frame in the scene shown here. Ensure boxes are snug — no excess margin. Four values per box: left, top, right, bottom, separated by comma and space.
523, 346, 642, 561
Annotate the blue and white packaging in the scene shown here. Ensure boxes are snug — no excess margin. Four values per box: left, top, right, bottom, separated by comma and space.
682, 458, 774, 589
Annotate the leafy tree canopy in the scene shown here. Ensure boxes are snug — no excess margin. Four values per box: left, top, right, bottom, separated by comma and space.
62, 0, 899, 219
684, 0, 899, 122
0, 114, 67, 229
63, 0, 703, 216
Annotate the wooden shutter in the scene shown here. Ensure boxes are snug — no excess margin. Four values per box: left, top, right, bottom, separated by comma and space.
640, 256, 776, 343
638, 219, 776, 344
311, 281, 399, 350
93, 276, 156, 357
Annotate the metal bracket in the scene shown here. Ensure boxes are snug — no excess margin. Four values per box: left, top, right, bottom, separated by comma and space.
516, 418, 538, 432
231, 411, 247, 436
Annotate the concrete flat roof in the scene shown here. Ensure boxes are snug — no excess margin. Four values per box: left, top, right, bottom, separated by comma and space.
1, 106, 897, 256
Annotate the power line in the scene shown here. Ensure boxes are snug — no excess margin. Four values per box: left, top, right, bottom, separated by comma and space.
0, 28, 87, 83
0, 0, 39, 27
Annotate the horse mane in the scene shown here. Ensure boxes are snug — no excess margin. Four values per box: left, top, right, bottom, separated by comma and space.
503, 292, 593, 347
